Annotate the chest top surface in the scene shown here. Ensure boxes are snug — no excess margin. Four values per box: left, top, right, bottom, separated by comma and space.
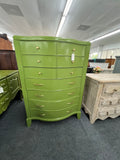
86, 73, 120, 83
0, 70, 18, 80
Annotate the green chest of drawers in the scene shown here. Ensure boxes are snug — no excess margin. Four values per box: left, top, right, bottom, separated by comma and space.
0, 70, 21, 115
13, 36, 90, 127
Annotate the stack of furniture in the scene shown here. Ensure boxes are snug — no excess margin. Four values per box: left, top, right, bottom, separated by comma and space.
0, 50, 18, 70
105, 58, 115, 68
0, 70, 21, 115
14, 36, 90, 127
82, 74, 120, 124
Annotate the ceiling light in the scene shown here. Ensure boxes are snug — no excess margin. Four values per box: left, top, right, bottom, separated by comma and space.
56, 16, 65, 37
90, 29, 120, 43
56, 0, 73, 37
63, 0, 73, 16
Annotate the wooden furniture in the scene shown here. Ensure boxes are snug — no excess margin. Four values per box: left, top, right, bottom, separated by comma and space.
82, 74, 120, 124
113, 56, 120, 73
0, 70, 21, 115
105, 58, 115, 68
0, 50, 18, 70
13, 36, 90, 127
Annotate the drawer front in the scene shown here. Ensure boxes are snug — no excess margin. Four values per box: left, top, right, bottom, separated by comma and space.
98, 107, 115, 117
57, 67, 83, 79
99, 97, 119, 107
27, 87, 80, 101
57, 42, 86, 56
20, 41, 56, 55
25, 77, 81, 90
24, 68, 56, 79
0, 79, 7, 87
0, 86, 9, 99
22, 55, 56, 67
30, 105, 78, 120
102, 83, 120, 95
7, 73, 19, 95
28, 96, 79, 110
57, 56, 84, 67
0, 93, 10, 109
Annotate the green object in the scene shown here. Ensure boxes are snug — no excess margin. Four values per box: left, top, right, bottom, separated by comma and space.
13, 36, 90, 127
0, 70, 21, 115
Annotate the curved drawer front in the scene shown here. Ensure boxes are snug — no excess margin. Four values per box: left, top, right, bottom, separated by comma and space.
30, 105, 78, 120
102, 83, 120, 96
20, 41, 56, 55
25, 77, 81, 90
57, 56, 84, 67
22, 55, 56, 67
27, 87, 80, 101
0, 86, 9, 99
57, 42, 86, 56
57, 67, 83, 79
0, 93, 10, 109
99, 97, 119, 107
24, 68, 56, 79
29, 96, 79, 110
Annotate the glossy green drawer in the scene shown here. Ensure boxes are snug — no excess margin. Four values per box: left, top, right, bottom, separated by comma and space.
57, 56, 84, 67
57, 67, 83, 79
0, 93, 10, 109
57, 42, 86, 56
24, 68, 56, 79
7, 73, 19, 97
25, 77, 81, 90
20, 41, 56, 55
22, 55, 56, 67
30, 105, 78, 120
27, 87, 80, 101
0, 79, 7, 88
0, 86, 9, 99
29, 96, 79, 110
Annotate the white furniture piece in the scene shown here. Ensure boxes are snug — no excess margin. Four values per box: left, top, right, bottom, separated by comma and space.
82, 74, 120, 124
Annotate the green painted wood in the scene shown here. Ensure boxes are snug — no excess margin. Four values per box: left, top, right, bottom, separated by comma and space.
28, 96, 79, 110
25, 77, 82, 91
0, 70, 21, 115
27, 87, 80, 101
20, 41, 56, 55
22, 55, 56, 67
13, 36, 90, 127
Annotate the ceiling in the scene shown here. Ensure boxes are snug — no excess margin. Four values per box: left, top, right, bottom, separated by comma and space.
0, 0, 120, 47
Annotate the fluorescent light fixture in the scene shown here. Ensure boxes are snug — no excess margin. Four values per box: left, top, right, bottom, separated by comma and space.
63, 0, 73, 16
56, 16, 65, 37
56, 0, 73, 37
90, 29, 120, 43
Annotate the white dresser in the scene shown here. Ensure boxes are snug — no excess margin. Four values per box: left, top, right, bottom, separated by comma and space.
82, 74, 120, 124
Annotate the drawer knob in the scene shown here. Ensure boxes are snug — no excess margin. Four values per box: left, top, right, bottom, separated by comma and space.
1, 102, 4, 105
37, 105, 45, 108
35, 94, 44, 97
72, 48, 76, 51
66, 110, 70, 113
34, 83, 44, 86
36, 46, 40, 49
68, 82, 75, 85
67, 102, 72, 105
113, 89, 117, 92
109, 101, 112, 105
1, 83, 5, 86
41, 113, 46, 116
5, 98, 9, 101
38, 72, 42, 75
70, 72, 74, 75
37, 60, 41, 63
68, 92, 73, 95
